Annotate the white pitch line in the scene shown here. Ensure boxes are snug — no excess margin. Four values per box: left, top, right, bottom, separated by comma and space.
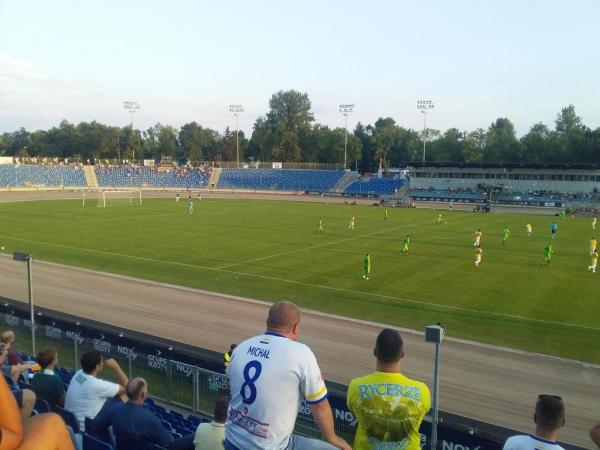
1, 232, 599, 333
216, 216, 471, 269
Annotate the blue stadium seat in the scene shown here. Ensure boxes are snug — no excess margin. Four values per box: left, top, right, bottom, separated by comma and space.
34, 398, 51, 413
83, 433, 115, 450
217, 169, 344, 192
0, 164, 86, 188
56, 405, 80, 434
344, 177, 403, 195
95, 165, 211, 188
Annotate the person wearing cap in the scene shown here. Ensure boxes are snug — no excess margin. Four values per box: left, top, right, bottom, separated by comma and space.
502, 395, 566, 450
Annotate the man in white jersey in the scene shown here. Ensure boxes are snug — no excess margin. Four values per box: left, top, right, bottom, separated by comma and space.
503, 395, 565, 450
225, 301, 350, 450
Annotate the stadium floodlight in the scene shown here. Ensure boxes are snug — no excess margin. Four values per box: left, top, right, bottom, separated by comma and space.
123, 101, 141, 161
339, 104, 355, 170
229, 105, 245, 168
425, 323, 445, 450
417, 100, 435, 163
12, 252, 35, 354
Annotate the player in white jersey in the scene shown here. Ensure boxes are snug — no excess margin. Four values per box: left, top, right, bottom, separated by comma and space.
502, 395, 565, 450
225, 302, 350, 450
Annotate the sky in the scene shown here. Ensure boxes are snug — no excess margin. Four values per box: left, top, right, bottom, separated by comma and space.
1, 0, 599, 137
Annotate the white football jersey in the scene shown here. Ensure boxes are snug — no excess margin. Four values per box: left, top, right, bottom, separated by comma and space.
503, 434, 565, 450
225, 332, 328, 450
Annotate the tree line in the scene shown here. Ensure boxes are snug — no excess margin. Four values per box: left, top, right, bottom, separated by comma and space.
1, 90, 598, 170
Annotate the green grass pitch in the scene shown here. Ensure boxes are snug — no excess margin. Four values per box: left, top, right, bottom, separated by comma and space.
0, 197, 598, 363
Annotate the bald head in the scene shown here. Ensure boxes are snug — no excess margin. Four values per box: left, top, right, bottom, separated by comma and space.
126, 377, 147, 402
266, 301, 300, 334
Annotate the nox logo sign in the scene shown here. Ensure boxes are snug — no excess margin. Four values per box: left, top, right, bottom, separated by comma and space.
442, 443, 482, 450
23, 320, 39, 331
66, 330, 84, 345
93, 334, 111, 353
175, 362, 194, 378
117, 345, 138, 361
334, 409, 358, 427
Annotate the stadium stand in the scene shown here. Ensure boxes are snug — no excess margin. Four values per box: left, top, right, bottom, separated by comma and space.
410, 187, 486, 202
95, 164, 212, 188
344, 177, 404, 195
0, 163, 86, 188
217, 168, 345, 192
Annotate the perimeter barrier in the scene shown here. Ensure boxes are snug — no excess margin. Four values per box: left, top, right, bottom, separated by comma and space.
0, 298, 586, 450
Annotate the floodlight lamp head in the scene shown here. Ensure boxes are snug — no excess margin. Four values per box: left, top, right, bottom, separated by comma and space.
425, 324, 445, 344
13, 252, 31, 262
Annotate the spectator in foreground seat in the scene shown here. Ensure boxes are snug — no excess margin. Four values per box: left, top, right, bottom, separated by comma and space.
591, 422, 600, 448
1, 342, 36, 421
65, 350, 129, 431
347, 328, 431, 450
502, 395, 566, 450
194, 395, 230, 450
0, 375, 75, 450
225, 301, 351, 450
30, 347, 65, 410
92, 377, 194, 450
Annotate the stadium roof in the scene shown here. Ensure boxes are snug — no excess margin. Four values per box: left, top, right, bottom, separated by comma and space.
405, 161, 600, 170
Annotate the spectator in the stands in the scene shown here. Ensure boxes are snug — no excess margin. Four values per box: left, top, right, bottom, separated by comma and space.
1, 330, 23, 365
223, 344, 237, 369
591, 423, 600, 448
347, 328, 431, 450
65, 350, 129, 431
225, 301, 350, 450
194, 395, 229, 450
92, 377, 193, 450
0, 375, 75, 450
0, 342, 36, 421
502, 395, 566, 450
30, 347, 65, 410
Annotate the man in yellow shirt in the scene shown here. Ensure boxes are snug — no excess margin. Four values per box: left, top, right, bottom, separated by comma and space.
526, 223, 533, 237
473, 229, 482, 247
347, 329, 431, 450
589, 249, 598, 273
590, 237, 597, 256
474, 247, 483, 267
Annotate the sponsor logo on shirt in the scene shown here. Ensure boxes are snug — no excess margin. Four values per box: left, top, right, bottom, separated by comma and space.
358, 383, 422, 402
368, 436, 410, 449
229, 407, 270, 438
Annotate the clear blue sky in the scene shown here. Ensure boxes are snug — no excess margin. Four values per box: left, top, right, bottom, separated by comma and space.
1, 0, 599, 136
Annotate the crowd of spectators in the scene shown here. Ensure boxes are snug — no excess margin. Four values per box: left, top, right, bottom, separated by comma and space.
504, 190, 593, 202
3, 308, 600, 450
9, 157, 84, 169
94, 162, 212, 178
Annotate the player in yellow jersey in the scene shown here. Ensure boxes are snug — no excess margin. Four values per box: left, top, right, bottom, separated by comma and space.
349, 216, 355, 231
589, 249, 598, 273
347, 329, 430, 450
526, 223, 532, 236
473, 229, 482, 247
593, 216, 597, 230
590, 237, 597, 255
474, 247, 483, 267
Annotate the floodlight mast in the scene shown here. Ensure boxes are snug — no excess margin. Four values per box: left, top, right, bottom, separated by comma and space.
339, 104, 355, 170
229, 105, 245, 168
417, 100, 435, 163
123, 101, 140, 161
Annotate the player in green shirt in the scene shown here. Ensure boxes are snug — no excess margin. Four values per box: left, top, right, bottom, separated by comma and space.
543, 242, 554, 265
384, 208, 388, 220
316, 218, 323, 233
502, 226, 511, 245
363, 254, 371, 280
401, 235, 410, 255
436, 213, 443, 224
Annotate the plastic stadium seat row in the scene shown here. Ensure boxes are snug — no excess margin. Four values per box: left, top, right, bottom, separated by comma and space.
217, 169, 345, 192
344, 178, 403, 195
95, 166, 211, 188
0, 165, 86, 187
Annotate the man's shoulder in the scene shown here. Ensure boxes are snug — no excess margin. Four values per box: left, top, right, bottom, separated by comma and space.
504, 434, 564, 449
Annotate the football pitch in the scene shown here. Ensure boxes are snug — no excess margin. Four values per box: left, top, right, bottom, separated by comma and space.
0, 197, 598, 363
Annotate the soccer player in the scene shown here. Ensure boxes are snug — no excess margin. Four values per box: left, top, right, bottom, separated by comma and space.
363, 254, 371, 280
436, 213, 443, 224
550, 222, 558, 239
474, 247, 483, 267
401, 235, 410, 255
175, 192, 180, 202
543, 242, 554, 265
526, 223, 533, 237
473, 229, 482, 247
502, 226, 511, 245
316, 218, 323, 233
593, 216, 597, 230
384, 208, 388, 220
188, 199, 194, 215
349, 216, 355, 231
588, 249, 598, 273
590, 237, 597, 255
